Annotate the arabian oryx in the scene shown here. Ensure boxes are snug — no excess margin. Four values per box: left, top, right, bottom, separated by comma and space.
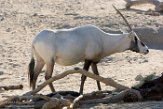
28, 6, 149, 94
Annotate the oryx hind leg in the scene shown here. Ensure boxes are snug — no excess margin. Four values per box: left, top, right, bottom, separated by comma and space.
45, 59, 55, 92
32, 53, 44, 90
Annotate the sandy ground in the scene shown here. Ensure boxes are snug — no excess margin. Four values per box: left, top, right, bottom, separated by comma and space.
0, 0, 163, 108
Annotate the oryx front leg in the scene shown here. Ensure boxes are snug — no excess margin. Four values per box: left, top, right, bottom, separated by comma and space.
91, 63, 102, 91
45, 60, 55, 92
80, 60, 92, 94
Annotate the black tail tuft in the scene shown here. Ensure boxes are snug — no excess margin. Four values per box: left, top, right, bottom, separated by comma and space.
28, 58, 35, 88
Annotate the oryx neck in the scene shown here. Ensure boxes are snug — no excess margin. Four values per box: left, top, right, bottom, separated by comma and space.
101, 33, 131, 56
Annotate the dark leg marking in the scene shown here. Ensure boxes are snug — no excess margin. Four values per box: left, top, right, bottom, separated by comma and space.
79, 60, 92, 94
45, 60, 55, 92
91, 62, 102, 91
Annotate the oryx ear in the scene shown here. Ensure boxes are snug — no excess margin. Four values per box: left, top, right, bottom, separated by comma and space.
128, 31, 135, 39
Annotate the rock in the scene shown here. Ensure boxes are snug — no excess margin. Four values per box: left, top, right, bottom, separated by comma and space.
125, 0, 163, 12
142, 59, 148, 63
0, 71, 4, 75
21, 78, 25, 81
0, 16, 4, 21
6, 28, 11, 32
144, 9, 160, 16
135, 74, 143, 81
33, 13, 38, 16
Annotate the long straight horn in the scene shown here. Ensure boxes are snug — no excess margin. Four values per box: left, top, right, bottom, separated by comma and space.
112, 5, 133, 32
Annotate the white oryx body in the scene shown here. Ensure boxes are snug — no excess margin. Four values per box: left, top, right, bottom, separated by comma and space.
28, 6, 149, 94
33, 25, 133, 66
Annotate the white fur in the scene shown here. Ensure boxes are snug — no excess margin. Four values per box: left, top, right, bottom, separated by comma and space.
29, 24, 149, 92
32, 25, 137, 66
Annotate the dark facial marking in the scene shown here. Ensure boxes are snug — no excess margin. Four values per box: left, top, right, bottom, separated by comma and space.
141, 42, 145, 46
134, 36, 138, 45
129, 36, 139, 52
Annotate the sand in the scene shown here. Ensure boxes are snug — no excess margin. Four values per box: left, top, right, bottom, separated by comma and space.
0, 0, 163, 108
